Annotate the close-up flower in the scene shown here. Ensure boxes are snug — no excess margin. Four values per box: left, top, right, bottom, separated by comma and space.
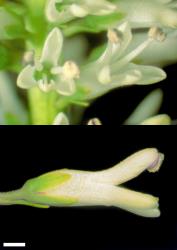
17, 28, 80, 96
0, 148, 164, 217
79, 23, 166, 100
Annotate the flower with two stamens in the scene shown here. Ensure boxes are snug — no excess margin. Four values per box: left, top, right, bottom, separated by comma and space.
17, 28, 80, 96
79, 22, 167, 100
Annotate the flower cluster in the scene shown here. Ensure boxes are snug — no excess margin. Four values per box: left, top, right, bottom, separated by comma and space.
17, 23, 166, 101
0, 0, 177, 124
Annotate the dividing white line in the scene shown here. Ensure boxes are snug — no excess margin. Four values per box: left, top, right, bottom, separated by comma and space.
3, 243, 26, 247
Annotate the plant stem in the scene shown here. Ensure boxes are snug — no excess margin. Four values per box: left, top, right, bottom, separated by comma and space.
28, 87, 59, 125
0, 189, 24, 205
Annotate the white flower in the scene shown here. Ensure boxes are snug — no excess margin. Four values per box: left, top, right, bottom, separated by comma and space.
17, 28, 80, 96
46, 0, 117, 23
20, 148, 164, 217
116, 0, 177, 29
79, 23, 166, 100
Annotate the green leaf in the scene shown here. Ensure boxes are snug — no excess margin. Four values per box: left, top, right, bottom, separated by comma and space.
4, 113, 24, 125
0, 6, 26, 40
0, 45, 9, 69
62, 12, 125, 36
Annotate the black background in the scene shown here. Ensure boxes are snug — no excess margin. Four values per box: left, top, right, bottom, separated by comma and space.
0, 126, 176, 249
84, 64, 177, 124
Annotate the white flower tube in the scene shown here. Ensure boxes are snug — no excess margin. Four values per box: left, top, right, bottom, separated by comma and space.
0, 148, 164, 218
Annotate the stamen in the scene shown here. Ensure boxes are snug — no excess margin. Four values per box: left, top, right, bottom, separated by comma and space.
107, 29, 122, 44
62, 61, 80, 80
114, 39, 152, 70
148, 26, 166, 42
23, 50, 35, 65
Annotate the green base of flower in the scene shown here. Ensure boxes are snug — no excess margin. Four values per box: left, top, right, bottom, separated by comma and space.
28, 87, 59, 125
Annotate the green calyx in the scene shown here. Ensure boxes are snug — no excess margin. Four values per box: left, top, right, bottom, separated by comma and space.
21, 170, 78, 207
22, 170, 72, 192
0, 171, 78, 208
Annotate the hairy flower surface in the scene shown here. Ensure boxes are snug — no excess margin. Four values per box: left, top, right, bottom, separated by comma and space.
0, 148, 164, 217
17, 28, 80, 96
46, 0, 117, 23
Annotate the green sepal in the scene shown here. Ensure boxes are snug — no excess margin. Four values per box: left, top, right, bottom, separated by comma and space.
0, 45, 9, 69
21, 170, 78, 206
22, 170, 71, 193
15, 200, 50, 209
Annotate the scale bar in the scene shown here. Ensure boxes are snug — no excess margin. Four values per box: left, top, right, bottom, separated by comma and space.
3, 243, 26, 247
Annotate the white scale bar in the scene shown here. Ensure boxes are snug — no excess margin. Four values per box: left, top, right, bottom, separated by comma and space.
3, 243, 26, 247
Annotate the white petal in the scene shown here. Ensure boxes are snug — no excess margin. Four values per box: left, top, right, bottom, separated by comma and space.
98, 66, 111, 84
40, 28, 63, 67
46, 0, 61, 22
59, 178, 160, 217
94, 148, 164, 185
129, 63, 167, 85
124, 207, 160, 217
55, 78, 76, 96
70, 4, 88, 17
17, 65, 37, 89
97, 22, 132, 66
112, 22, 133, 61
86, 0, 117, 15
53, 112, 70, 125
